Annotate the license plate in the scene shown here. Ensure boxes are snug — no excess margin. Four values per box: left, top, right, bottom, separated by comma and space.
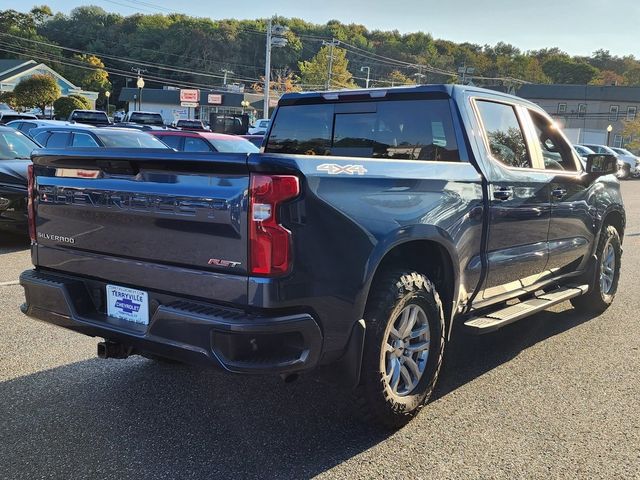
106, 285, 149, 325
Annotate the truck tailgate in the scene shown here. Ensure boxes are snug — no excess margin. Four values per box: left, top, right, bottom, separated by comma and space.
31, 149, 250, 304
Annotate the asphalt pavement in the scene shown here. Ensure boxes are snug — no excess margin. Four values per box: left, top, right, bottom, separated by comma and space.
1, 182, 639, 479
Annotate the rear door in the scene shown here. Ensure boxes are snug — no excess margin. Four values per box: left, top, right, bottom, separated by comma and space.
473, 99, 551, 300
523, 108, 594, 278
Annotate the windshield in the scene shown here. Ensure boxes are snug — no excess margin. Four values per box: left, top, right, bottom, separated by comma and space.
129, 113, 164, 125
0, 130, 38, 159
71, 111, 109, 123
208, 137, 259, 153
95, 131, 169, 148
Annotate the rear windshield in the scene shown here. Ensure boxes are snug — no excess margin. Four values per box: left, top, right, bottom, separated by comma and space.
177, 120, 203, 128
208, 138, 259, 153
265, 99, 459, 161
129, 113, 164, 125
1, 114, 36, 124
71, 111, 108, 122
95, 131, 168, 148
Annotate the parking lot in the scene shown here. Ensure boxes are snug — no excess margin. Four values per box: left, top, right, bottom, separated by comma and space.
0, 181, 638, 479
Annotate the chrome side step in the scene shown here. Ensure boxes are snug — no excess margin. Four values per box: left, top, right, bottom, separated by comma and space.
464, 284, 589, 334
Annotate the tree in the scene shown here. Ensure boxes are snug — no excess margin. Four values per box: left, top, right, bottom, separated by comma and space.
590, 70, 625, 86
542, 57, 599, 84
13, 74, 61, 115
622, 118, 640, 151
0, 91, 18, 110
377, 70, 416, 87
252, 68, 301, 93
68, 94, 92, 109
64, 54, 111, 92
298, 45, 355, 89
53, 95, 88, 119
623, 65, 640, 86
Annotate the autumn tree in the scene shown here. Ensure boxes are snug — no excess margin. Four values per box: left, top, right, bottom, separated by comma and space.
622, 118, 640, 151
64, 54, 111, 92
0, 91, 18, 110
377, 70, 416, 87
13, 74, 61, 115
590, 70, 625, 86
298, 45, 355, 90
252, 68, 301, 93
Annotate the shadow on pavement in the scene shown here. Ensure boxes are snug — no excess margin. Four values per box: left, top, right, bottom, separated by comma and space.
0, 305, 599, 479
434, 305, 598, 400
0, 232, 29, 254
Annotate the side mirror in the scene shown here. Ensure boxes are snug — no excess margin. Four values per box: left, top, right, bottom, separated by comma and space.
586, 154, 618, 176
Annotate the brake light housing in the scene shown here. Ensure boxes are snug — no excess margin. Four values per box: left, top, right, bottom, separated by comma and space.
249, 174, 300, 276
27, 164, 36, 243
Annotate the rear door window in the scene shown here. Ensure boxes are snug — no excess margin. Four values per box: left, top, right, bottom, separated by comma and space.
266, 99, 460, 161
156, 135, 182, 150
183, 137, 213, 152
45, 132, 71, 148
476, 100, 531, 169
527, 110, 578, 172
71, 132, 100, 147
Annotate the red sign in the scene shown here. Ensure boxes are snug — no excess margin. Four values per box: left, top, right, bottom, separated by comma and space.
207, 94, 222, 105
179, 89, 199, 102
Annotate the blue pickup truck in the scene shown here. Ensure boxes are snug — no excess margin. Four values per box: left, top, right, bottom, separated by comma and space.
20, 85, 624, 428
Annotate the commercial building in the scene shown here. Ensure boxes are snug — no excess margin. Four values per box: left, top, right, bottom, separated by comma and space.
118, 87, 269, 125
0, 59, 98, 107
517, 84, 640, 147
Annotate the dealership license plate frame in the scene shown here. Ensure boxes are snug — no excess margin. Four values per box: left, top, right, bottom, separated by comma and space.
106, 284, 150, 325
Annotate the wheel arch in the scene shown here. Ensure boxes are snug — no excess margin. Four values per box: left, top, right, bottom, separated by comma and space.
360, 226, 460, 339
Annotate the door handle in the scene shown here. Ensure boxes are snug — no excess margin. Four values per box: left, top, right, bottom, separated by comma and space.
493, 186, 513, 201
551, 188, 567, 199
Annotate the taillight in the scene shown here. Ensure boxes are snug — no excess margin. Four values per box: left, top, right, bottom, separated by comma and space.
27, 163, 36, 243
249, 174, 300, 276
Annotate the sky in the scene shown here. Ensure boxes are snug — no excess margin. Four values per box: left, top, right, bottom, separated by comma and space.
5, 0, 640, 58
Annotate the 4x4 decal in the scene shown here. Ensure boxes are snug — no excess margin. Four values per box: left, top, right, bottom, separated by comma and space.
316, 163, 368, 176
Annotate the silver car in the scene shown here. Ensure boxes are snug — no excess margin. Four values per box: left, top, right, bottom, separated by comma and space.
610, 147, 640, 178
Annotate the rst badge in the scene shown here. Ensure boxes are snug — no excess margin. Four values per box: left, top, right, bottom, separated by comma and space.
316, 163, 368, 176
208, 258, 242, 268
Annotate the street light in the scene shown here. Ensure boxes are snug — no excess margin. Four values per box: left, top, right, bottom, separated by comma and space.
241, 100, 250, 112
360, 66, 370, 88
607, 124, 613, 146
104, 90, 111, 115
136, 76, 145, 110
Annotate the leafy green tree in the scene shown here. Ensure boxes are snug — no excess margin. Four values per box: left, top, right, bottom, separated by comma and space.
53, 95, 88, 119
64, 55, 111, 92
298, 45, 355, 89
68, 94, 92, 109
377, 70, 416, 87
13, 74, 61, 115
542, 57, 598, 84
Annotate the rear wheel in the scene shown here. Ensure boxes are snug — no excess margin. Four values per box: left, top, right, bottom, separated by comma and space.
356, 270, 446, 429
571, 225, 621, 314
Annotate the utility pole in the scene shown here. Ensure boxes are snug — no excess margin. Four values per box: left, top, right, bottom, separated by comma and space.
323, 39, 339, 90
457, 65, 475, 85
221, 69, 234, 86
360, 66, 370, 88
263, 19, 288, 118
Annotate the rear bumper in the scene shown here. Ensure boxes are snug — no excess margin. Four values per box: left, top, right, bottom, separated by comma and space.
20, 269, 322, 374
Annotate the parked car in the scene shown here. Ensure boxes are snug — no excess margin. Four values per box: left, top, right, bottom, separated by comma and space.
577, 144, 626, 178
5, 119, 81, 138
20, 85, 625, 428
150, 130, 259, 153
0, 126, 39, 235
68, 109, 111, 126
29, 125, 170, 149
248, 118, 270, 135
240, 134, 264, 148
573, 144, 595, 168
119, 111, 165, 126
610, 147, 640, 178
172, 119, 210, 131
0, 112, 38, 125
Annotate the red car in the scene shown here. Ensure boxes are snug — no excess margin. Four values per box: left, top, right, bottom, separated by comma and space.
150, 130, 259, 153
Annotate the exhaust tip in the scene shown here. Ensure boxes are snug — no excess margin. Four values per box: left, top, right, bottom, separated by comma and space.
281, 373, 299, 384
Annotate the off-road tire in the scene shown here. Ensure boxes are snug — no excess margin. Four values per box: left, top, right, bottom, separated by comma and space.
356, 270, 446, 429
571, 225, 622, 314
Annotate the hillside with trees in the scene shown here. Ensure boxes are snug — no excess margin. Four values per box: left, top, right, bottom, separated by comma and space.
2, 5, 640, 107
